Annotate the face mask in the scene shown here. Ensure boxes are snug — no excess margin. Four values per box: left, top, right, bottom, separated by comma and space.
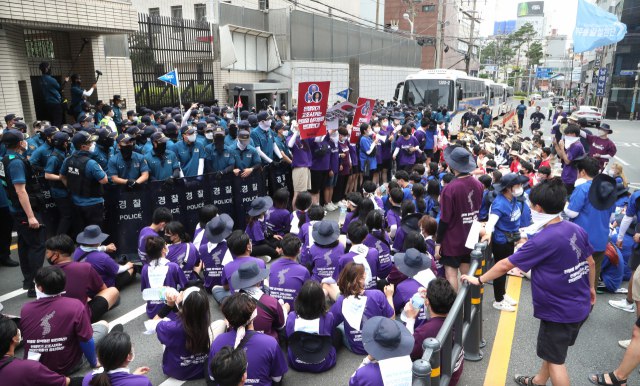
282, 130, 289, 137
88, 143, 96, 153
187, 133, 197, 143
205, 132, 214, 140
258, 216, 265, 222
163, 234, 173, 244
330, 133, 339, 143
35, 287, 48, 299
155, 142, 167, 155
607, 169, 615, 177
512, 186, 524, 197
238, 140, 248, 150
564, 136, 580, 149
382, 120, 388, 127
522, 208, 561, 235
120, 146, 133, 160
598, 129, 608, 137
259, 120, 272, 130
226, 113, 234, 119
15, 329, 22, 345
373, 126, 380, 133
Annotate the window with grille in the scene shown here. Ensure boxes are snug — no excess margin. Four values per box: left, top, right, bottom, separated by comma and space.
194, 4, 207, 21
171, 6, 183, 32
259, 0, 269, 11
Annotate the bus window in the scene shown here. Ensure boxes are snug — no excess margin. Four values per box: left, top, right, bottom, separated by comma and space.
402, 79, 454, 109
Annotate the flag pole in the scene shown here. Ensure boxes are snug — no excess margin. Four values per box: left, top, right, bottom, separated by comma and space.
176, 68, 183, 115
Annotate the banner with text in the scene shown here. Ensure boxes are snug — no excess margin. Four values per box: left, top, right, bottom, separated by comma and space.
350, 98, 375, 144
297, 81, 330, 139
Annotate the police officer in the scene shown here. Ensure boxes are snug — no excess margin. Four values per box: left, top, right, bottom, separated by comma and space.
205, 127, 235, 175
79, 114, 95, 131
100, 105, 117, 133
274, 121, 293, 164
163, 122, 180, 153
174, 125, 205, 177
0, 129, 46, 296
60, 131, 108, 230
26, 122, 45, 157
144, 132, 181, 181
230, 129, 261, 178
69, 74, 96, 121
3, 114, 21, 130
43, 131, 73, 236
29, 126, 59, 172
203, 123, 215, 147
93, 128, 117, 171
140, 125, 157, 155
251, 111, 283, 166
38, 62, 64, 127
111, 94, 123, 132
108, 133, 149, 188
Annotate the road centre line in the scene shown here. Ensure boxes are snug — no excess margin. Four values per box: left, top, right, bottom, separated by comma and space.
158, 377, 186, 386
0, 288, 27, 302
614, 156, 630, 166
108, 304, 148, 328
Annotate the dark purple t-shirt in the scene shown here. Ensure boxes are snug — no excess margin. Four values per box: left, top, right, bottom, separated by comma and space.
268, 258, 311, 307
209, 330, 288, 386
586, 134, 616, 167
309, 243, 344, 282
166, 242, 200, 281
20, 296, 93, 375
73, 248, 119, 288
137, 226, 159, 262
140, 259, 188, 318
439, 176, 484, 257
265, 208, 291, 236
82, 371, 152, 386
285, 312, 336, 372
509, 221, 594, 323
310, 139, 331, 171
156, 318, 208, 380
58, 261, 105, 316
221, 256, 266, 292
0, 357, 67, 386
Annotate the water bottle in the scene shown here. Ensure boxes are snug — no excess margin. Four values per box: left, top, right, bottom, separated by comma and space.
339, 205, 347, 227
411, 292, 425, 310
142, 287, 177, 301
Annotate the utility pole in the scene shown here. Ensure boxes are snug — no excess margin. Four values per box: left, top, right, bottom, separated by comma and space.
464, 0, 479, 74
375, 0, 380, 30
435, 0, 445, 68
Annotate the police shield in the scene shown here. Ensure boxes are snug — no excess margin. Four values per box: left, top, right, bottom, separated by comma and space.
205, 173, 235, 219
104, 185, 150, 261
233, 171, 266, 230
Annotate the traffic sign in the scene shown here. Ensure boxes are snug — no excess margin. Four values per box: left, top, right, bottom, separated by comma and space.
536, 67, 551, 79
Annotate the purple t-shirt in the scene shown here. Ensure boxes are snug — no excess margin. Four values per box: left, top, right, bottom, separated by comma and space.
392, 226, 407, 253
82, 371, 152, 386
328, 140, 340, 174
310, 139, 331, 171
73, 248, 119, 288
252, 293, 286, 341
395, 135, 420, 166
349, 143, 358, 168
289, 136, 312, 168
386, 207, 401, 231
338, 140, 352, 176
333, 247, 380, 288
285, 312, 337, 372
439, 176, 484, 257
246, 220, 266, 244
137, 226, 159, 262
141, 259, 188, 318
199, 238, 232, 289
509, 221, 594, 323
309, 243, 344, 282
166, 242, 200, 281
561, 141, 585, 185
379, 126, 393, 160
209, 330, 288, 386
393, 277, 428, 327
268, 258, 311, 307
330, 290, 395, 355
341, 212, 355, 234
587, 134, 616, 168
156, 318, 208, 380
349, 363, 386, 386
58, 261, 105, 316
298, 220, 316, 266
265, 208, 291, 236
1, 357, 67, 386
221, 256, 267, 292
21, 296, 93, 375
363, 231, 393, 279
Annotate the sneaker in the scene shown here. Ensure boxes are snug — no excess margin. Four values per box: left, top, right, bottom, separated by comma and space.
337, 200, 348, 208
27, 288, 36, 298
325, 203, 337, 211
503, 294, 518, 306
259, 255, 272, 264
609, 298, 636, 313
493, 300, 515, 312
619, 339, 631, 349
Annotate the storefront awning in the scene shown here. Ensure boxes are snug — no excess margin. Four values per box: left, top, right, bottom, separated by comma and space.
219, 24, 282, 72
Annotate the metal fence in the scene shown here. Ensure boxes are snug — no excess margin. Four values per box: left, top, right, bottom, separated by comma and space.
412, 242, 489, 386
129, 14, 216, 111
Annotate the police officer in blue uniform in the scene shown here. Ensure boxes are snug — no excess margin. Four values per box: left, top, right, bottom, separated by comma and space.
111, 94, 124, 132
229, 129, 261, 178
144, 132, 181, 181
163, 122, 179, 153
140, 125, 157, 155
0, 129, 46, 296
205, 127, 235, 175
26, 123, 45, 157
108, 133, 149, 189
43, 131, 73, 236
29, 126, 59, 172
251, 111, 283, 167
174, 125, 205, 177
93, 128, 117, 171
60, 131, 109, 229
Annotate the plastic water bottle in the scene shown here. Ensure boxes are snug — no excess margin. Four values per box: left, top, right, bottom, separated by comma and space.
142, 287, 177, 301
411, 292, 425, 310
339, 205, 347, 227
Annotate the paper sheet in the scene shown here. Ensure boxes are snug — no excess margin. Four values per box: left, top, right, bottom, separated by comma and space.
465, 220, 482, 250
379, 355, 413, 386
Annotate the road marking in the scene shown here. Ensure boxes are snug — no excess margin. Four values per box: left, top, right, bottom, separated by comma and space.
158, 378, 185, 386
0, 288, 27, 302
483, 276, 523, 386
108, 304, 148, 328
10, 244, 17, 250
614, 156, 630, 166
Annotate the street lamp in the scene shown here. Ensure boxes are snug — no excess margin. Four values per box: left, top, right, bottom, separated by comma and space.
631, 62, 640, 121
403, 13, 414, 37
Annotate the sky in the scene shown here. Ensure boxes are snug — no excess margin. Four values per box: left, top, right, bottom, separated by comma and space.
477, 0, 579, 38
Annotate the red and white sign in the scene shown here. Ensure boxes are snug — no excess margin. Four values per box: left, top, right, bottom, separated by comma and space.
297, 81, 330, 139
350, 97, 375, 144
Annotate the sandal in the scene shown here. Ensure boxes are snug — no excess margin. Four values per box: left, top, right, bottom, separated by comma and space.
588, 372, 627, 385
514, 374, 545, 386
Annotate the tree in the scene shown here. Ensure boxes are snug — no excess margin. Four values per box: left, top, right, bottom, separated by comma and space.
526, 41, 543, 67
481, 41, 515, 66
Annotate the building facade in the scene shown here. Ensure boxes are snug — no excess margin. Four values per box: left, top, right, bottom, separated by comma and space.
0, 0, 138, 127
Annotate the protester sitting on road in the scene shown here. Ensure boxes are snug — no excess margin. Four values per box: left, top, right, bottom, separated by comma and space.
74, 225, 136, 290
363, 210, 393, 280
268, 234, 310, 309
193, 204, 218, 251
81, 331, 151, 386
309, 220, 344, 282
217, 231, 267, 297
285, 280, 336, 373
156, 287, 210, 381
333, 221, 380, 289
290, 191, 312, 235
45, 234, 120, 323
265, 188, 292, 237
209, 345, 248, 386
164, 221, 201, 283
246, 196, 281, 263
392, 248, 436, 328
208, 293, 288, 386
201, 214, 234, 297
137, 207, 173, 262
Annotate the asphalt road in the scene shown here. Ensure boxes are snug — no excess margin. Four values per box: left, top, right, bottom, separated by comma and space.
1, 102, 639, 386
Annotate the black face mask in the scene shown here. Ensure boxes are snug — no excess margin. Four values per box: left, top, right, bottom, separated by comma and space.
136, 136, 146, 145
155, 142, 167, 155
214, 136, 225, 150
229, 126, 238, 139
99, 138, 114, 149
54, 142, 68, 152
120, 146, 133, 160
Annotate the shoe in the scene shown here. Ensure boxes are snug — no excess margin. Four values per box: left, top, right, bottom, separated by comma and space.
619, 339, 631, 349
325, 203, 337, 211
493, 300, 515, 312
0, 258, 19, 267
27, 288, 36, 298
337, 200, 347, 208
503, 294, 518, 306
259, 255, 271, 264
609, 298, 636, 313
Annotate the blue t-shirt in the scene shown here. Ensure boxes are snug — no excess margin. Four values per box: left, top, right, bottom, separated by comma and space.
44, 148, 69, 199
204, 144, 235, 173
173, 141, 205, 177
568, 180, 615, 251
228, 143, 261, 170
490, 194, 531, 244
29, 143, 54, 169
359, 135, 377, 171
626, 191, 640, 218
4, 150, 27, 214
144, 150, 181, 181
250, 127, 277, 164
107, 152, 149, 180
516, 104, 527, 116
60, 151, 107, 206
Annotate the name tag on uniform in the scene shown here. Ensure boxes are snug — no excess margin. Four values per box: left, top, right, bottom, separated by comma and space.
194, 148, 200, 153
224, 153, 229, 158
246, 154, 252, 158
167, 160, 172, 165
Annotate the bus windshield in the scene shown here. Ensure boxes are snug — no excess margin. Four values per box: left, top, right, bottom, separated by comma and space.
403, 79, 454, 109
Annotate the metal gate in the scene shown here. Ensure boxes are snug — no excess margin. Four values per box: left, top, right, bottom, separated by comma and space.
129, 14, 216, 111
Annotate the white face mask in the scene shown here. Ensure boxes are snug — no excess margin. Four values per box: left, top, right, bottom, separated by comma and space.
259, 121, 271, 130
88, 142, 96, 153
129, 350, 135, 364
382, 120, 388, 127
373, 126, 380, 133
598, 129, 608, 137
205, 132, 214, 140
226, 113, 234, 119
512, 186, 524, 197
187, 133, 197, 142
522, 208, 561, 235
282, 130, 289, 137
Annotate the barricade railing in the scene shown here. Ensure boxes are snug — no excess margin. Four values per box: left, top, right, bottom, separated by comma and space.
411, 242, 490, 386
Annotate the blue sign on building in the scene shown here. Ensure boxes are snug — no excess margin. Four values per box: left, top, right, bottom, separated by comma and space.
596, 68, 608, 97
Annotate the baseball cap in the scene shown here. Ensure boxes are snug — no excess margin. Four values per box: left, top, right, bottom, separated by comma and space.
14, 122, 27, 131
238, 120, 251, 129
180, 125, 196, 135
238, 129, 251, 140
43, 126, 59, 138
213, 127, 225, 136
126, 110, 137, 116
72, 131, 98, 148
97, 128, 117, 141
164, 122, 178, 135
125, 126, 141, 136
116, 133, 134, 144
51, 131, 70, 145
257, 111, 272, 122
150, 132, 169, 143
4, 114, 22, 123
1, 129, 24, 145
